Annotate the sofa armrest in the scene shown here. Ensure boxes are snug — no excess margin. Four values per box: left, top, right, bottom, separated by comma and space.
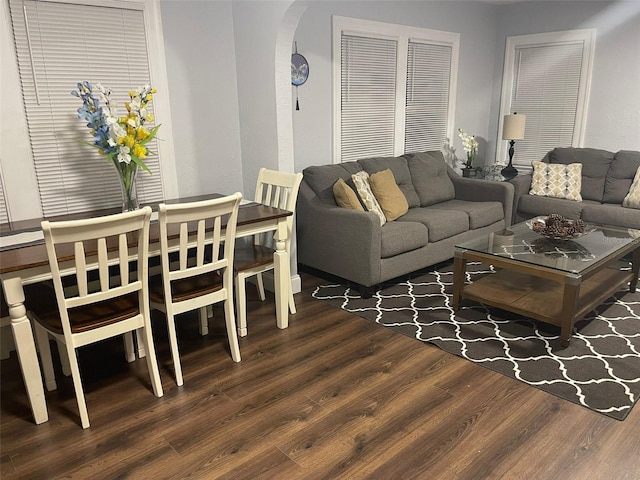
448, 170, 515, 227
508, 174, 533, 223
296, 182, 382, 287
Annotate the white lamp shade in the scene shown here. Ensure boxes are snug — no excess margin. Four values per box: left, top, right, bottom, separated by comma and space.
502, 114, 526, 140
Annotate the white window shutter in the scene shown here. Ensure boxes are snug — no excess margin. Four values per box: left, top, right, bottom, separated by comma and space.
9, 0, 163, 217
0, 171, 8, 225
340, 34, 397, 162
405, 41, 452, 154
509, 42, 584, 165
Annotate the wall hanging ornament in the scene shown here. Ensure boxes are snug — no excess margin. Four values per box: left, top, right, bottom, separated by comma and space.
291, 42, 309, 110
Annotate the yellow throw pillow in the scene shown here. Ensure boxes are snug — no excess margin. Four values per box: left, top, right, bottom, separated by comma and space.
529, 161, 582, 201
369, 169, 409, 221
623, 166, 640, 209
333, 178, 364, 211
351, 171, 386, 226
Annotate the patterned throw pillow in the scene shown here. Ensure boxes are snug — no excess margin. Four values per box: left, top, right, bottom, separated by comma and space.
622, 166, 640, 209
351, 171, 386, 226
529, 161, 582, 201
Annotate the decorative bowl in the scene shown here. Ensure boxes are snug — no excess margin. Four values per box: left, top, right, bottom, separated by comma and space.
526, 215, 595, 240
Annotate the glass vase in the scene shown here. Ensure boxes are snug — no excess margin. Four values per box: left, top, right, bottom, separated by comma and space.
118, 167, 140, 212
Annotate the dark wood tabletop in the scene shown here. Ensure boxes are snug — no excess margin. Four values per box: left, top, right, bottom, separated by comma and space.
0, 194, 291, 274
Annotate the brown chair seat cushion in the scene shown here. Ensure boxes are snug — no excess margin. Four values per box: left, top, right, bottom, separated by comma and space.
149, 271, 223, 304
234, 244, 274, 272
29, 282, 139, 334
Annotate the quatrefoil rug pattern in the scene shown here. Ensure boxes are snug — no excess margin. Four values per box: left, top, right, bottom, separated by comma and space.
312, 262, 640, 420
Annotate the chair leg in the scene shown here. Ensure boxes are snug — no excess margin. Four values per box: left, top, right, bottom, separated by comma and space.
34, 325, 57, 391
66, 344, 90, 429
288, 281, 296, 315
223, 297, 241, 362
166, 312, 184, 386
123, 332, 136, 363
235, 275, 248, 337
256, 273, 266, 301
56, 338, 71, 376
138, 327, 163, 398
135, 329, 146, 358
198, 307, 208, 335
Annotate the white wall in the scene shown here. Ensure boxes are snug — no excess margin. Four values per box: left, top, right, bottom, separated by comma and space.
291, 0, 501, 172
160, 0, 244, 197
489, 1, 640, 160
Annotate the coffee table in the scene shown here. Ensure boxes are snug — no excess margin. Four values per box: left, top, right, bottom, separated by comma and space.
452, 222, 640, 347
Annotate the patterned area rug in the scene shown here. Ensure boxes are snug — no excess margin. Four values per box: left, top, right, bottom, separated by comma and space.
312, 262, 640, 420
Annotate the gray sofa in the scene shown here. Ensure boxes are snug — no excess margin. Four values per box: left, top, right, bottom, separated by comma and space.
510, 147, 640, 229
297, 151, 514, 296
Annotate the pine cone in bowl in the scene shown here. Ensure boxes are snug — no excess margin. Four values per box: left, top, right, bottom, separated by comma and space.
527, 215, 587, 240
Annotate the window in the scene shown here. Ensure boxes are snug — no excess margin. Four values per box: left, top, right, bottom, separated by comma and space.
3, 0, 176, 220
497, 29, 596, 169
333, 16, 459, 163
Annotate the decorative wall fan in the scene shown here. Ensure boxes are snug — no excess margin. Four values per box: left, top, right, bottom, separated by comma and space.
291, 42, 308, 110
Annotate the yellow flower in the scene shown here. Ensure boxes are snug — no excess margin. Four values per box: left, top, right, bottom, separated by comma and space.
125, 102, 131, 112
146, 113, 154, 122
136, 127, 150, 141
151, 88, 157, 94
125, 135, 135, 148
145, 94, 153, 102
133, 144, 147, 158
117, 136, 126, 145
128, 90, 136, 97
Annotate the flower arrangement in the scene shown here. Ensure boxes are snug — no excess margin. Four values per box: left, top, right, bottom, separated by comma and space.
71, 81, 160, 210
457, 128, 479, 169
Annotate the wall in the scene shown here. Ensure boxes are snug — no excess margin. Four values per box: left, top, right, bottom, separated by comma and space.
292, 0, 640, 173
291, 0, 501, 172
489, 0, 640, 161
160, 0, 244, 197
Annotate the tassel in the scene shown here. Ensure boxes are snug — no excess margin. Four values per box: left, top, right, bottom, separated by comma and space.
296, 97, 300, 111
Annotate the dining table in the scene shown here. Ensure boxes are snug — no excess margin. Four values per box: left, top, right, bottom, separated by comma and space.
0, 193, 293, 425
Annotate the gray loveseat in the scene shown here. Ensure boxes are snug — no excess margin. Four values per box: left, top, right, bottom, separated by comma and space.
297, 151, 514, 296
510, 147, 640, 229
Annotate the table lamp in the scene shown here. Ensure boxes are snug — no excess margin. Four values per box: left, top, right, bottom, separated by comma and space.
500, 113, 526, 180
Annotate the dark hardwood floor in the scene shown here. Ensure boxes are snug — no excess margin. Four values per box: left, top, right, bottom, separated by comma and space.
1, 270, 639, 479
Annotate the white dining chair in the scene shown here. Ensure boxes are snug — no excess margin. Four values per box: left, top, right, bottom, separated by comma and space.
30, 206, 163, 429
149, 193, 243, 386
233, 168, 303, 337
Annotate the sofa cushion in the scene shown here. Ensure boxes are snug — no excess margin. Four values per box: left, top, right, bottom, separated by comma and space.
530, 161, 582, 201
397, 207, 468, 242
369, 169, 409, 221
358, 156, 420, 208
380, 221, 429, 258
604, 151, 640, 204
433, 199, 504, 230
581, 203, 640, 230
518, 194, 588, 220
333, 178, 364, 211
352, 171, 386, 226
622, 166, 640, 210
406, 151, 455, 207
545, 147, 614, 201
303, 162, 364, 204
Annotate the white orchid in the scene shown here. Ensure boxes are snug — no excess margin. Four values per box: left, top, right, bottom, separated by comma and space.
458, 128, 479, 168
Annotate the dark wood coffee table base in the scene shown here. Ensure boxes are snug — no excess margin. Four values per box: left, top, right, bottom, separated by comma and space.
453, 248, 639, 347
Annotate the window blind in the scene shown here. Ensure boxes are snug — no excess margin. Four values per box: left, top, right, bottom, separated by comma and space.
9, 0, 163, 217
508, 42, 584, 166
405, 41, 452, 154
0, 171, 8, 224
340, 34, 397, 162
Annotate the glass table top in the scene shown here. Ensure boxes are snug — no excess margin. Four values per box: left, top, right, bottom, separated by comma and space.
456, 221, 640, 274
